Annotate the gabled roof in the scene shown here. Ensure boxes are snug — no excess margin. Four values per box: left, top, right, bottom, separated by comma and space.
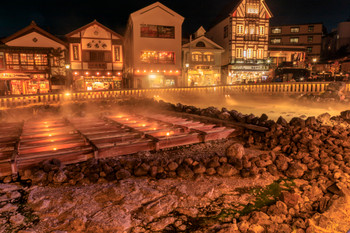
210, 0, 273, 28
183, 35, 224, 51
66, 20, 123, 40
1, 21, 67, 46
130, 1, 184, 22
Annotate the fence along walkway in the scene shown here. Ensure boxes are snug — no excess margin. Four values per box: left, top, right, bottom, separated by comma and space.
0, 82, 349, 109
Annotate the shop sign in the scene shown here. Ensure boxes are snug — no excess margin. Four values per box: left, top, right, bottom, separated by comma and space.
195, 65, 211, 70
231, 65, 269, 71
85, 78, 113, 82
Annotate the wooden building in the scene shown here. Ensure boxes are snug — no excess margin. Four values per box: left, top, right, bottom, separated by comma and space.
206, 0, 273, 84
0, 21, 67, 95
182, 27, 224, 86
124, 2, 184, 88
66, 20, 124, 91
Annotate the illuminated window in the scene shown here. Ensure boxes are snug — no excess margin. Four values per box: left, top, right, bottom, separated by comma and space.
247, 48, 253, 58
34, 54, 48, 65
114, 46, 121, 61
308, 36, 313, 43
72, 45, 79, 61
271, 28, 281, 34
308, 26, 314, 32
203, 52, 214, 62
237, 25, 244, 35
257, 49, 264, 59
140, 24, 175, 39
20, 54, 34, 65
5, 53, 20, 65
140, 51, 175, 64
270, 38, 281, 44
0, 53, 4, 69
236, 48, 243, 58
290, 37, 299, 43
291, 27, 300, 33
224, 25, 228, 38
259, 26, 265, 35
249, 26, 255, 35
192, 52, 202, 62
246, 5, 259, 14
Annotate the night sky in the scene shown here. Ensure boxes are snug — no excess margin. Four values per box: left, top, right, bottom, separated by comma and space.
0, 0, 349, 38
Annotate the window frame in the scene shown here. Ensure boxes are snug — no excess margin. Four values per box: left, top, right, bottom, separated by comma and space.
270, 38, 282, 44
290, 37, 299, 43
140, 24, 175, 39
271, 28, 281, 34
291, 27, 300, 33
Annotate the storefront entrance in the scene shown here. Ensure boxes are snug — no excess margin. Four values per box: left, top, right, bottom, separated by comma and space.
74, 76, 122, 91
187, 69, 221, 86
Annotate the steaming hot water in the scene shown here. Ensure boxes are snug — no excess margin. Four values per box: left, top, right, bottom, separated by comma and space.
154, 93, 349, 121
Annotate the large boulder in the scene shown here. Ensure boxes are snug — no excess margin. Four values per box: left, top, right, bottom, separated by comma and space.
226, 143, 245, 160
216, 163, 238, 177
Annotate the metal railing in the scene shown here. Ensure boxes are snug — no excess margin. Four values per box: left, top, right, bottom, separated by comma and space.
0, 82, 349, 109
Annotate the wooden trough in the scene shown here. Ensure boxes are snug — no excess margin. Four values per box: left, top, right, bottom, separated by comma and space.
0, 112, 236, 177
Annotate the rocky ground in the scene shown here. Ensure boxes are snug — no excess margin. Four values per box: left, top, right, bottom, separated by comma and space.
1, 97, 350, 232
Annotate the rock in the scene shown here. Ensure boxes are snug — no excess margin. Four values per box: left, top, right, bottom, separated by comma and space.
115, 169, 131, 180
340, 110, 350, 120
216, 163, 238, 177
0, 184, 21, 192
31, 170, 47, 183
53, 170, 67, 183
268, 201, 288, 216
275, 154, 291, 171
248, 224, 265, 233
277, 116, 288, 127
9, 214, 25, 226
134, 163, 150, 176
238, 220, 250, 232
167, 162, 179, 171
226, 143, 245, 160
193, 163, 206, 174
0, 203, 18, 213
207, 157, 221, 168
148, 217, 176, 231
176, 165, 194, 179
317, 113, 331, 123
286, 162, 307, 178
218, 112, 232, 120
280, 191, 299, 208
290, 117, 305, 128
206, 167, 216, 175
2, 176, 12, 183
249, 211, 271, 225
305, 116, 317, 126
0, 191, 21, 202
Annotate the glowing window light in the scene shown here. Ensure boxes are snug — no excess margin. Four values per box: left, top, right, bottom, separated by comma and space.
175, 70, 179, 73
74, 72, 78, 75
85, 72, 89, 75
136, 70, 140, 73
157, 70, 160, 72
143, 70, 147, 73
170, 70, 173, 73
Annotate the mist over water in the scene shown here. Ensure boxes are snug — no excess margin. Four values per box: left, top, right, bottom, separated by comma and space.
152, 93, 350, 121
